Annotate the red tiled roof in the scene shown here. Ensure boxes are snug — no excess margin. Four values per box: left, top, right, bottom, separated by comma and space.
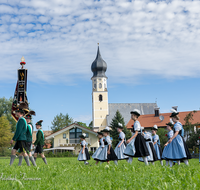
126, 111, 200, 129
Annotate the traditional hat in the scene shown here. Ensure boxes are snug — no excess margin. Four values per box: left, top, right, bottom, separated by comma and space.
15, 103, 29, 114
97, 131, 103, 136
79, 133, 87, 139
151, 125, 158, 130
170, 108, 179, 118
102, 126, 110, 133
166, 122, 173, 127
130, 109, 141, 116
36, 120, 43, 126
25, 111, 36, 119
117, 123, 123, 129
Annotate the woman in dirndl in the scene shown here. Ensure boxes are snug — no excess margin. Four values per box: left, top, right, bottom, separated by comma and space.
138, 127, 158, 164
92, 131, 104, 165
164, 110, 191, 167
124, 109, 150, 165
114, 123, 128, 165
162, 122, 174, 166
152, 125, 163, 166
98, 127, 118, 164
77, 133, 90, 165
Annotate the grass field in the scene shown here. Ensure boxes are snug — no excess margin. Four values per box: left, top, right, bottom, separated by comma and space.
0, 157, 200, 190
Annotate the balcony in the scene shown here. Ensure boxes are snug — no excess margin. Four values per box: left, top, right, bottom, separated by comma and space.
58, 138, 91, 146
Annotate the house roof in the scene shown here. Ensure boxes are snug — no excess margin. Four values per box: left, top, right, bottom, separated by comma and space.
45, 123, 97, 140
107, 103, 157, 125
126, 111, 200, 129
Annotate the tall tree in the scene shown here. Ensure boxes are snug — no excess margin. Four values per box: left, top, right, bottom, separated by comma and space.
0, 115, 13, 155
183, 111, 198, 141
88, 121, 93, 129
0, 97, 16, 132
51, 113, 73, 133
110, 110, 132, 147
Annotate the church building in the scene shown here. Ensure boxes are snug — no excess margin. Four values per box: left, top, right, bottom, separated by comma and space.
91, 45, 157, 132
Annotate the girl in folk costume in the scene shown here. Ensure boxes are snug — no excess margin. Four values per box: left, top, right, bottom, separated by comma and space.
164, 110, 191, 167
114, 123, 129, 165
92, 131, 104, 165
98, 127, 118, 164
162, 122, 174, 166
124, 109, 150, 165
138, 127, 158, 164
78, 133, 90, 165
33, 120, 47, 165
152, 125, 163, 166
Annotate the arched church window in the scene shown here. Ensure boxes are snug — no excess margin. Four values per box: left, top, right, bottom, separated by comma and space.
99, 94, 103, 102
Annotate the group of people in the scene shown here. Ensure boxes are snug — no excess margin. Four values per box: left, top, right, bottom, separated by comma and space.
9, 103, 47, 166
78, 109, 191, 167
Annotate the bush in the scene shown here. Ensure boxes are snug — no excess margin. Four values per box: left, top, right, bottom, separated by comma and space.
89, 151, 93, 156
195, 147, 199, 154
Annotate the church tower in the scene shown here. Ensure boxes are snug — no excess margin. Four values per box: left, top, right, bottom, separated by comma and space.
91, 45, 109, 132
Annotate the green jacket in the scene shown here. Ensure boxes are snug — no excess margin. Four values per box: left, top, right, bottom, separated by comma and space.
34, 129, 44, 146
12, 117, 27, 141
26, 122, 33, 142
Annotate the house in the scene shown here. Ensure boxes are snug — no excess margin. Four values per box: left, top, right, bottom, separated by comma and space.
45, 123, 98, 154
126, 108, 200, 130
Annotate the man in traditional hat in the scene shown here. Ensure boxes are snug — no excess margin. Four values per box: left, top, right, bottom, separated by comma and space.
33, 120, 47, 165
9, 103, 30, 166
17, 111, 37, 166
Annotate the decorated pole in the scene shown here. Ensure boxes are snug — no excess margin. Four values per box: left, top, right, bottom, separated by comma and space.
11, 56, 29, 122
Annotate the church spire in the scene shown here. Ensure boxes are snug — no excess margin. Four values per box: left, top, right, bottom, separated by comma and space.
91, 44, 107, 79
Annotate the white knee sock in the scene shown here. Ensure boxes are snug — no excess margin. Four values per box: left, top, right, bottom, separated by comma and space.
152, 162, 154, 165
100, 162, 102, 165
160, 160, 163, 166
177, 160, 180, 165
128, 157, 133, 164
166, 161, 169, 166
183, 159, 189, 165
169, 160, 173, 167
143, 157, 149, 166
114, 160, 118, 165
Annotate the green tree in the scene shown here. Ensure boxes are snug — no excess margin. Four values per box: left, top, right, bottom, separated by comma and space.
183, 111, 198, 141
0, 97, 16, 132
186, 130, 200, 149
0, 115, 13, 155
156, 128, 168, 149
51, 113, 73, 133
88, 121, 93, 129
110, 110, 132, 147
77, 122, 90, 129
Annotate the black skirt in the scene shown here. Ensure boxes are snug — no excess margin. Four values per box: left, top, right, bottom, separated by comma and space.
133, 134, 150, 157
149, 142, 158, 162
85, 148, 90, 161
107, 147, 118, 161
182, 137, 192, 160
158, 144, 163, 160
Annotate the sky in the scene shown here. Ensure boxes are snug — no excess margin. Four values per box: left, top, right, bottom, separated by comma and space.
0, 0, 200, 131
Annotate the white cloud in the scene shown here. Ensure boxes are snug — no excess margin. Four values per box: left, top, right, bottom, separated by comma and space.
0, 0, 200, 85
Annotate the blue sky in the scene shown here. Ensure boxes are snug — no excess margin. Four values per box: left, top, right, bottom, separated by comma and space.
0, 0, 200, 131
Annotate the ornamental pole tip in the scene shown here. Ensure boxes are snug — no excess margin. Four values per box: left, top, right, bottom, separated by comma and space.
21, 56, 25, 62
97, 43, 99, 46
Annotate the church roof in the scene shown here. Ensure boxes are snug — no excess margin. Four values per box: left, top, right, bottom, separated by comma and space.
107, 103, 157, 125
91, 46, 107, 78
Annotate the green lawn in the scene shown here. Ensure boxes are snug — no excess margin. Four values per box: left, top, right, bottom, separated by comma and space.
0, 157, 200, 190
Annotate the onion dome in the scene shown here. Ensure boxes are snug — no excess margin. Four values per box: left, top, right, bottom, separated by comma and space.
91, 45, 107, 78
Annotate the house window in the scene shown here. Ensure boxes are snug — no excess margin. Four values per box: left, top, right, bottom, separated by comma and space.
90, 147, 97, 153
69, 128, 82, 143
99, 94, 103, 102
63, 133, 66, 139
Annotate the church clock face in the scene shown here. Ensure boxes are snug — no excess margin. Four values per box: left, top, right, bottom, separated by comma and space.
99, 83, 102, 89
